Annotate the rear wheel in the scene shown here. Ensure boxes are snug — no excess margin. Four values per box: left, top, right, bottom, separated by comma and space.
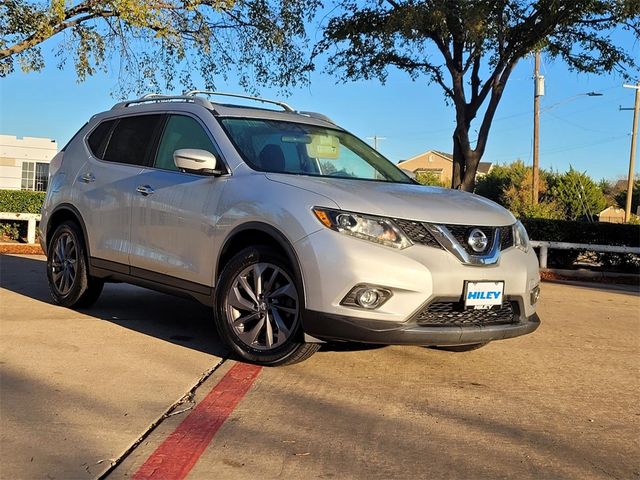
214, 246, 319, 366
47, 221, 104, 308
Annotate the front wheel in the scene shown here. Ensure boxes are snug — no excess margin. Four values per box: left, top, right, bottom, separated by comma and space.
214, 246, 319, 366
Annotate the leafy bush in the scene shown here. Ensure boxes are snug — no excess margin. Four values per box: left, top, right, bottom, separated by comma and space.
415, 171, 449, 188
0, 189, 45, 214
614, 179, 639, 212
521, 218, 639, 246
547, 167, 607, 221
522, 218, 640, 272
475, 160, 562, 219
0, 222, 20, 241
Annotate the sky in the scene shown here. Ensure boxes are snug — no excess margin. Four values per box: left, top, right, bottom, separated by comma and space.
0, 27, 638, 183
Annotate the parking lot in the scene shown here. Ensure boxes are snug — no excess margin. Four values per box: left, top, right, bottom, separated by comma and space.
1, 253, 639, 479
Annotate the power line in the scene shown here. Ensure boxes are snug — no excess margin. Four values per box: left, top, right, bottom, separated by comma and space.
392, 86, 621, 140
489, 133, 630, 161
545, 111, 620, 135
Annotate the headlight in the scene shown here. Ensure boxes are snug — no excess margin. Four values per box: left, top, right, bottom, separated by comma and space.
312, 207, 412, 249
513, 220, 530, 253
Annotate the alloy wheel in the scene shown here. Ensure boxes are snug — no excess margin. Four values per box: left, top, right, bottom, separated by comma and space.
50, 232, 78, 296
224, 262, 299, 351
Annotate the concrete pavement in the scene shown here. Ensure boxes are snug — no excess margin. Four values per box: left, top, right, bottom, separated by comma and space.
0, 254, 227, 479
1, 254, 639, 479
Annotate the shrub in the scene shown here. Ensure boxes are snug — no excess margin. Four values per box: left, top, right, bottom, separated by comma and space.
475, 160, 561, 219
614, 179, 639, 212
0, 222, 20, 241
0, 189, 45, 214
521, 218, 639, 246
415, 171, 449, 188
521, 218, 640, 272
547, 167, 607, 221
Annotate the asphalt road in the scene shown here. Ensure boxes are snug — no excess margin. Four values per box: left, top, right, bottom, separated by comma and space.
1, 254, 639, 479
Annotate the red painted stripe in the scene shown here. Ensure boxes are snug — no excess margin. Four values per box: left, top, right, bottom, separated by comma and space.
132, 362, 262, 480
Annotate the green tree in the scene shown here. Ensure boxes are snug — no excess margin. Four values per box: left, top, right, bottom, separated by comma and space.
615, 179, 640, 214
475, 160, 561, 218
475, 160, 527, 203
550, 167, 607, 221
0, 0, 318, 94
316, 0, 640, 191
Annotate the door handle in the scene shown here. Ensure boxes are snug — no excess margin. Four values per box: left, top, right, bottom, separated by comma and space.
136, 185, 155, 196
79, 172, 95, 183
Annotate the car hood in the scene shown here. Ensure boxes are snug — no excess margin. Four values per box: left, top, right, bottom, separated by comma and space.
265, 174, 515, 226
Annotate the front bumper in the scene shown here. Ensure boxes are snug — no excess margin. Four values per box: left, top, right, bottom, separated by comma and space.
303, 309, 540, 346
294, 228, 541, 321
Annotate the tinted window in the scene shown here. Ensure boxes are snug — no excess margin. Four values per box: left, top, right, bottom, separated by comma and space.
103, 115, 163, 166
154, 115, 218, 171
87, 120, 115, 159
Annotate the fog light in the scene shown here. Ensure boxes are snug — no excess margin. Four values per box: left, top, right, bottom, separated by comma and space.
341, 284, 392, 310
356, 288, 381, 308
530, 285, 540, 305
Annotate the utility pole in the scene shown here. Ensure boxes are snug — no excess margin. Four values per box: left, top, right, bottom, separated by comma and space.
366, 135, 386, 151
622, 83, 639, 223
532, 50, 544, 205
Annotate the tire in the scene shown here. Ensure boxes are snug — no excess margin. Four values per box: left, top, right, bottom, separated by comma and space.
430, 343, 488, 352
46, 221, 104, 308
214, 246, 320, 366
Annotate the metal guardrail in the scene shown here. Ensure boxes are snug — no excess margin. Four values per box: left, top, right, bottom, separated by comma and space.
0, 212, 41, 244
530, 240, 640, 268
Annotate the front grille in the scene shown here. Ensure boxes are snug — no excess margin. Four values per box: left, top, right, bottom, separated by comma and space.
444, 224, 514, 254
395, 219, 514, 253
444, 224, 497, 255
393, 218, 442, 249
500, 225, 514, 250
415, 299, 518, 327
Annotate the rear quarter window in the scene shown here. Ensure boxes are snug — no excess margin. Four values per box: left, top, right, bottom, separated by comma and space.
87, 120, 116, 159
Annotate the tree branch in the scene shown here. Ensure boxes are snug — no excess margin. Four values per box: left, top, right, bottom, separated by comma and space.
0, 10, 113, 59
386, 55, 454, 98
474, 59, 516, 157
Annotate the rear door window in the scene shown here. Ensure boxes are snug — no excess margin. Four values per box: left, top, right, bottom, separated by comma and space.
103, 115, 163, 166
154, 115, 219, 172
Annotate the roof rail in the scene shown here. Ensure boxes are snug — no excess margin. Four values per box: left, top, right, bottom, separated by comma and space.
184, 90, 294, 112
111, 94, 213, 110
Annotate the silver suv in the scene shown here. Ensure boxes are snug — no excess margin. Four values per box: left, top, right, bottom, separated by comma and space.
40, 91, 540, 365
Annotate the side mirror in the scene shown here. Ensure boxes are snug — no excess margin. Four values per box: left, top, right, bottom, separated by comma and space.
173, 149, 223, 176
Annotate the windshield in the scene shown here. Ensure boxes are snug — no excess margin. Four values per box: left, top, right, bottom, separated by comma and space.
220, 118, 413, 183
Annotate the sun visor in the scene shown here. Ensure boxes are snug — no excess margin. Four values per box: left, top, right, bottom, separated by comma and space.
306, 134, 340, 159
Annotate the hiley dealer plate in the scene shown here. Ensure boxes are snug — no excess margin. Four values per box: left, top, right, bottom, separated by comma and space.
464, 281, 504, 309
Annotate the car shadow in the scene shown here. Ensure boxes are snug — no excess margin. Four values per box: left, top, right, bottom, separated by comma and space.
0, 254, 229, 358
0, 254, 385, 359
320, 341, 387, 352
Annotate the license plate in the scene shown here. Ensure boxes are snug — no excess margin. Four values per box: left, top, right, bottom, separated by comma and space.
464, 281, 504, 309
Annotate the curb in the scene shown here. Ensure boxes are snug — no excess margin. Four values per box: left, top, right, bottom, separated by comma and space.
0, 243, 44, 255
540, 268, 639, 286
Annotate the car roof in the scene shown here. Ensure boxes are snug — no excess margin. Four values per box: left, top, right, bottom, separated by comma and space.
95, 92, 339, 130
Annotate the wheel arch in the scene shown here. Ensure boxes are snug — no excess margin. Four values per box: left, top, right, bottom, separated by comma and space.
46, 204, 90, 257
216, 222, 306, 302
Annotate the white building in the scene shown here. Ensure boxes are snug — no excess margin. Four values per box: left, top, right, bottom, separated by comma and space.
0, 135, 58, 191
